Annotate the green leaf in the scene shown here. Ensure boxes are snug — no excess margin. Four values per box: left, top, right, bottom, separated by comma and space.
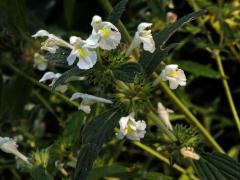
109, 0, 128, 24
176, 61, 221, 79
140, 43, 177, 75
88, 164, 129, 178
82, 108, 122, 146
63, 111, 85, 144
140, 9, 207, 75
194, 152, 240, 180
44, 48, 71, 67
51, 67, 87, 91
113, 62, 142, 83
30, 166, 53, 180
74, 143, 100, 180
74, 108, 122, 180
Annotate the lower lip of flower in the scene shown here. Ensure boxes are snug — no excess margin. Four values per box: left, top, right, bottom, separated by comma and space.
78, 48, 88, 58
101, 27, 111, 38
168, 70, 179, 78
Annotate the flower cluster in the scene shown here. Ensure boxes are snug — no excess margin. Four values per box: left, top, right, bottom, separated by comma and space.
32, 15, 157, 70
32, 15, 188, 143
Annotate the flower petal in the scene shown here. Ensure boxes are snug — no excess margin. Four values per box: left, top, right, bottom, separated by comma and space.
169, 79, 179, 89
41, 45, 59, 54
157, 102, 173, 130
55, 85, 68, 93
67, 50, 77, 66
39, 72, 57, 82
32, 29, 50, 38
70, 92, 112, 104
99, 30, 121, 50
79, 103, 91, 114
119, 116, 129, 130
69, 36, 82, 45
136, 120, 147, 131
137, 23, 152, 32
77, 50, 97, 69
177, 69, 187, 86
86, 32, 100, 48
140, 35, 155, 53
37, 63, 48, 71
91, 15, 102, 28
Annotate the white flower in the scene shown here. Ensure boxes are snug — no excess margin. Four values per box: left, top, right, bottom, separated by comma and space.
70, 92, 113, 114
160, 64, 186, 89
33, 53, 48, 71
39, 72, 68, 93
167, 2, 175, 9
67, 36, 97, 70
166, 12, 177, 23
32, 29, 73, 54
180, 147, 200, 160
126, 22, 155, 56
86, 15, 121, 50
32, 29, 50, 38
157, 102, 174, 130
0, 137, 29, 164
116, 115, 146, 141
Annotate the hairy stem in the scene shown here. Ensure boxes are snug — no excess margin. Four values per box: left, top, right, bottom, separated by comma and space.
213, 50, 240, 133
133, 141, 199, 180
